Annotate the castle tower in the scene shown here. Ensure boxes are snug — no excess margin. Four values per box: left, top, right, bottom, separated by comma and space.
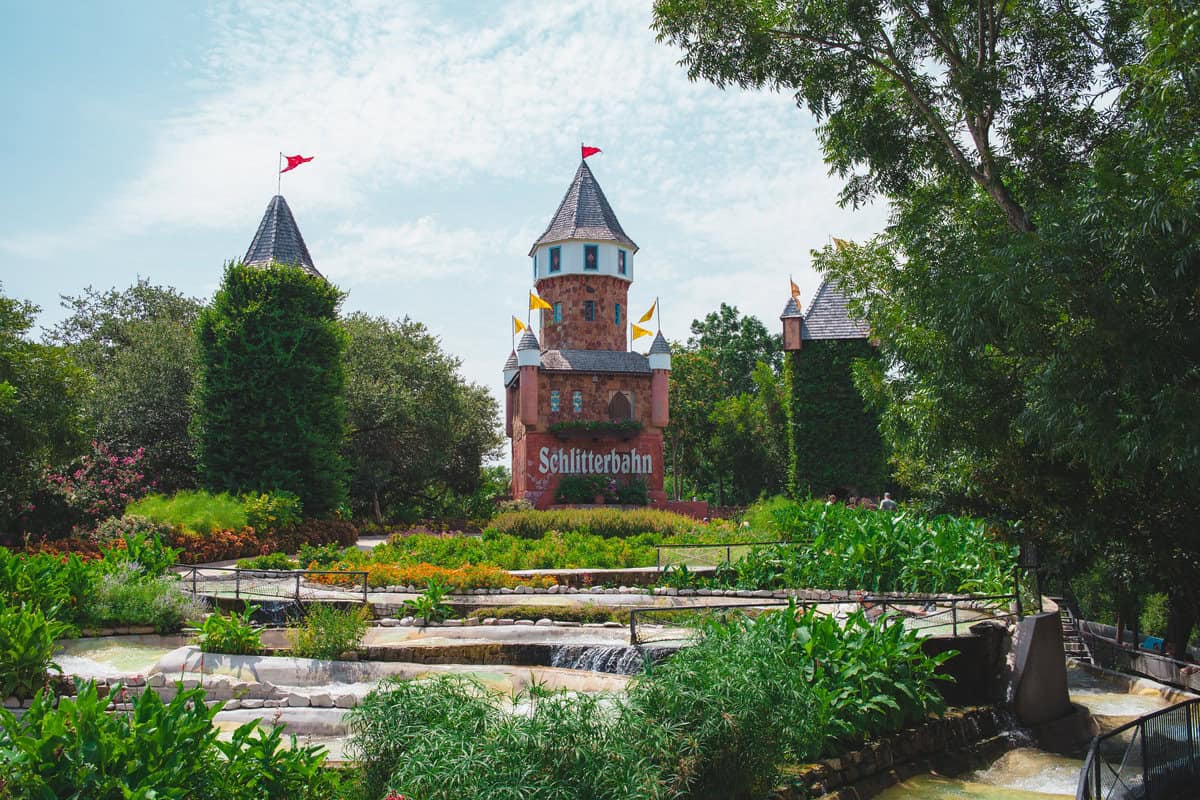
504, 159, 669, 508
244, 195, 323, 278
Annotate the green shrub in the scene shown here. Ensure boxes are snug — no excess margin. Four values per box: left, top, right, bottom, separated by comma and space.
99, 532, 180, 577
296, 541, 351, 569
402, 577, 452, 625
90, 562, 207, 633
0, 681, 338, 799
236, 552, 299, 570
1140, 593, 1169, 637
91, 514, 176, 545
241, 490, 303, 533
126, 490, 249, 535
486, 508, 702, 539
0, 604, 70, 699
290, 604, 369, 660
198, 606, 263, 655
554, 474, 610, 504
469, 604, 626, 624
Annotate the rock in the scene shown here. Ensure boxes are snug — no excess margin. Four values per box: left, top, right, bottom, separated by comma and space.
555, 621, 581, 627
125, 675, 145, 687
532, 587, 548, 594
481, 618, 497, 625
287, 695, 310, 707
335, 693, 356, 708
380, 618, 400, 627
697, 588, 712, 596
495, 618, 515, 626
547, 585, 560, 594
514, 619, 535, 626
3, 697, 19, 709
753, 589, 774, 598
399, 616, 415, 626
499, 587, 515, 594
602, 621, 625, 628
241, 699, 265, 709
309, 693, 332, 708
535, 618, 554, 626
566, 586, 579, 593
22, 698, 34, 708
180, 679, 200, 689
442, 619, 463, 627
147, 674, 165, 687
582, 623, 605, 628
224, 698, 242, 710
711, 589, 725, 596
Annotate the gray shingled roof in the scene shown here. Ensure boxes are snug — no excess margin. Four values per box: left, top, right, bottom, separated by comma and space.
529, 161, 638, 255
517, 329, 541, 351
503, 350, 518, 370
244, 195, 321, 278
780, 297, 802, 319
540, 349, 651, 374
801, 279, 870, 340
649, 331, 670, 355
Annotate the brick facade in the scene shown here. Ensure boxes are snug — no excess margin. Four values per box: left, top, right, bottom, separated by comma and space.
511, 429, 666, 509
536, 273, 630, 351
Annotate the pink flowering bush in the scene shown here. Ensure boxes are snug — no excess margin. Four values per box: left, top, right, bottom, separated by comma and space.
43, 442, 155, 531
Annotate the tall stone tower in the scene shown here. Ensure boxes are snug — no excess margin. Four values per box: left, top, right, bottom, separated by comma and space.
504, 160, 670, 508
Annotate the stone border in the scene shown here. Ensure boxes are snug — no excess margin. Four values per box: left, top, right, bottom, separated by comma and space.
772, 707, 1011, 800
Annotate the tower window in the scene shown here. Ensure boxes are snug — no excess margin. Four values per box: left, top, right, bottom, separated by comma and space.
608, 391, 632, 421
618, 250, 627, 275
553, 302, 562, 324
584, 244, 599, 271
583, 300, 595, 321
549, 246, 562, 273
615, 302, 622, 326
572, 390, 583, 414
550, 390, 561, 413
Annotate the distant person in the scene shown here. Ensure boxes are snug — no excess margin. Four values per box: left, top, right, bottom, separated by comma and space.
826, 494, 837, 506
879, 492, 898, 511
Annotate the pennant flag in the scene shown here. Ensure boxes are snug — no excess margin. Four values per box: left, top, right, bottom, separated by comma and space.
581, 145, 602, 159
632, 323, 653, 340
789, 278, 801, 301
638, 300, 657, 324
529, 291, 553, 311
832, 237, 850, 251
281, 155, 314, 173
513, 316, 527, 334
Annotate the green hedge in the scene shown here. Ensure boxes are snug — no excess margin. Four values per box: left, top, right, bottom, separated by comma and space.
486, 508, 703, 539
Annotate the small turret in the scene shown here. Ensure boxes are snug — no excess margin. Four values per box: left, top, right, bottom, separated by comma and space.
503, 350, 519, 438
502, 350, 519, 385
516, 330, 541, 427
649, 332, 671, 429
781, 296, 803, 351
244, 195, 322, 278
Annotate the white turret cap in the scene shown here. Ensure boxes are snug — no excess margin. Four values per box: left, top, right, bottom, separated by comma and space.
648, 331, 671, 371
516, 329, 541, 367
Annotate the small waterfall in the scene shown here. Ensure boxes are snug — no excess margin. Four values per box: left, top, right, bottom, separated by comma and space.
550, 645, 646, 675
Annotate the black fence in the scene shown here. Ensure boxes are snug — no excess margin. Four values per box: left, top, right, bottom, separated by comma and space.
1077, 698, 1200, 800
654, 540, 791, 570
178, 564, 370, 612
628, 593, 1019, 645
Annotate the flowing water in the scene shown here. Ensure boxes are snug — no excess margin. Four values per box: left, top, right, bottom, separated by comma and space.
55, 635, 192, 678
549, 644, 646, 674
875, 749, 1080, 800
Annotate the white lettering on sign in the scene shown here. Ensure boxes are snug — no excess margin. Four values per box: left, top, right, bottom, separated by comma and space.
537, 447, 653, 475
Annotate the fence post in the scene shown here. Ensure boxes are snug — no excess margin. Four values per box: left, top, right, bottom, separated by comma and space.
1141, 724, 1151, 798
191, 567, 197, 599
656, 548, 661, 572
1094, 749, 1102, 800
235, 569, 240, 602
295, 573, 301, 606
363, 573, 368, 606
726, 545, 731, 566
629, 610, 637, 646
952, 601, 958, 637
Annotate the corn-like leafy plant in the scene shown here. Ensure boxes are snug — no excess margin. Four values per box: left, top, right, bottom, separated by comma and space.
289, 603, 369, 660
402, 577, 452, 625
0, 603, 70, 699
197, 605, 263, 655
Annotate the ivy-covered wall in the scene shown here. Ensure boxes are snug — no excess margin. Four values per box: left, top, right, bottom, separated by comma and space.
785, 339, 889, 498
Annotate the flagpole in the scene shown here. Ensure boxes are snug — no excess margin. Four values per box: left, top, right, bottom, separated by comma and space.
277, 152, 282, 195
656, 296, 661, 333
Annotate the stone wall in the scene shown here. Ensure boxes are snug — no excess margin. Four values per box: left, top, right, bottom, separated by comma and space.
773, 707, 1011, 800
536, 273, 630, 351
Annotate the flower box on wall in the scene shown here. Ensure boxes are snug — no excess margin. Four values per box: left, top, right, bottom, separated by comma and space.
547, 420, 643, 441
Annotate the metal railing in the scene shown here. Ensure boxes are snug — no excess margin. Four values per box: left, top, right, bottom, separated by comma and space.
629, 593, 1019, 645
178, 565, 370, 610
1077, 698, 1200, 800
654, 540, 791, 570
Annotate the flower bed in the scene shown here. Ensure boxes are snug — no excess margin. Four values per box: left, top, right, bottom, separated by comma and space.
306, 561, 557, 591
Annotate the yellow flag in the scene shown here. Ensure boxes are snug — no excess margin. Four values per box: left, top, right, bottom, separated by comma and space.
529, 291, 552, 311
638, 300, 657, 324
832, 237, 850, 251
513, 316, 526, 334
789, 278, 801, 301
631, 323, 653, 340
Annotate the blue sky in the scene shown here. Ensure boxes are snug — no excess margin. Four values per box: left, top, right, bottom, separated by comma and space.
1, 0, 888, 396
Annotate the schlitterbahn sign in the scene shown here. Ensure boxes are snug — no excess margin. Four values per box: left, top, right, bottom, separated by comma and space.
538, 446, 653, 475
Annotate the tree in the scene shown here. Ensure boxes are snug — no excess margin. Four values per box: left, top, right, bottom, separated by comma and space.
194, 264, 347, 515
48, 281, 202, 491
0, 288, 88, 535
341, 313, 502, 523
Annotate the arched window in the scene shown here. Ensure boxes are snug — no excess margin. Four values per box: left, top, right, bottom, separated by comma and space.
607, 391, 632, 421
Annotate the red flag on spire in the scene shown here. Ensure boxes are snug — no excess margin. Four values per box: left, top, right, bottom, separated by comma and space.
281, 155, 314, 173
581, 145, 601, 159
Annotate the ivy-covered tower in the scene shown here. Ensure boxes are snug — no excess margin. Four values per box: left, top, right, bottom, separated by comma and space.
781, 278, 888, 498
503, 160, 670, 508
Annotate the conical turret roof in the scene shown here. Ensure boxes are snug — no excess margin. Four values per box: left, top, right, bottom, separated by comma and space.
503, 350, 518, 370
780, 297, 802, 319
517, 329, 541, 351
649, 331, 671, 355
244, 195, 321, 278
529, 161, 637, 255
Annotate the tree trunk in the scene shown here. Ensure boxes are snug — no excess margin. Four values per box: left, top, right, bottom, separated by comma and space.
1164, 591, 1197, 659
372, 490, 383, 526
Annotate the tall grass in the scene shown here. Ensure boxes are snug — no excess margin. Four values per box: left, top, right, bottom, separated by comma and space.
345, 604, 951, 800
125, 490, 248, 535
